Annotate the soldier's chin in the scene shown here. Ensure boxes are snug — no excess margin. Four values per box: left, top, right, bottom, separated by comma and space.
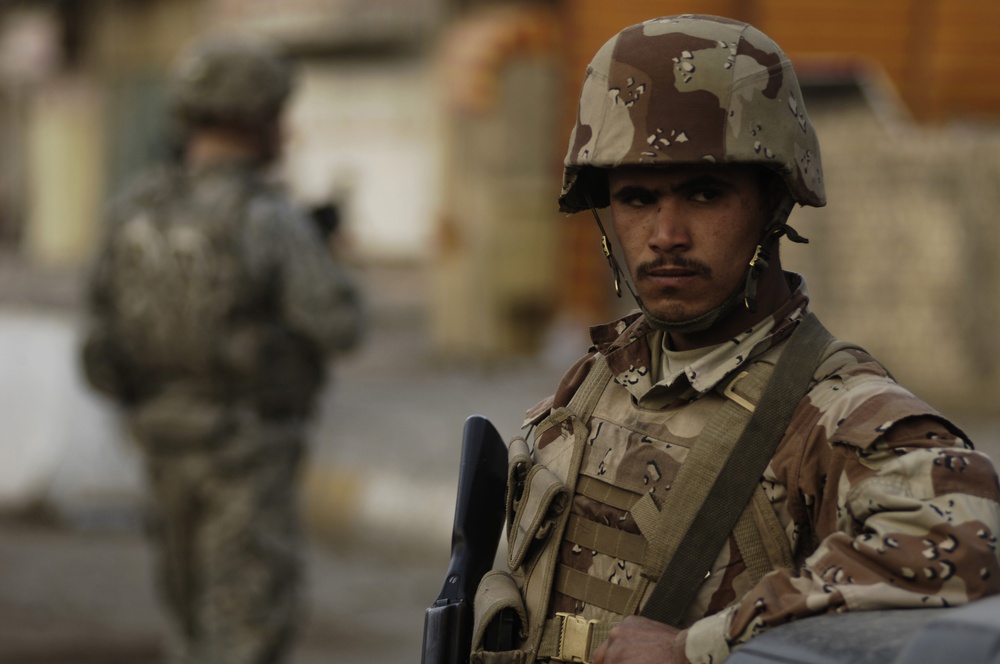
643, 304, 701, 325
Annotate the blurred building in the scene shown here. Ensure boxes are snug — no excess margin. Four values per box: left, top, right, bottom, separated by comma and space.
1, 0, 999, 413
0, 0, 448, 266
430, 4, 562, 359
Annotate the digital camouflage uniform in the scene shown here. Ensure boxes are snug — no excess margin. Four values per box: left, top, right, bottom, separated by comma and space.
469, 15, 1000, 664
81, 38, 363, 664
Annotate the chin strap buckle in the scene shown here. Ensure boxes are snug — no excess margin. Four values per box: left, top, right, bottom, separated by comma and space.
601, 235, 623, 297
748, 243, 770, 276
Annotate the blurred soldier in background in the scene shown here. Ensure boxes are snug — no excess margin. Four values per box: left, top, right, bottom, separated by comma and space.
467, 15, 1000, 664
80, 36, 363, 664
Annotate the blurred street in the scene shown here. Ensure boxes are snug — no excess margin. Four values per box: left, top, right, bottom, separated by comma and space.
0, 258, 569, 664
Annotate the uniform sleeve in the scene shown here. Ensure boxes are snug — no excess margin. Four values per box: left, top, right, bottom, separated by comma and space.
246, 196, 365, 356
79, 192, 140, 402
679, 389, 1000, 663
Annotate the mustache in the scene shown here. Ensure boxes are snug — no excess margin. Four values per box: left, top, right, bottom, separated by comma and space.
636, 255, 712, 279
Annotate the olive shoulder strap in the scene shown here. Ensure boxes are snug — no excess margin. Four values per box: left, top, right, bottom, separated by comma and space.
638, 312, 835, 627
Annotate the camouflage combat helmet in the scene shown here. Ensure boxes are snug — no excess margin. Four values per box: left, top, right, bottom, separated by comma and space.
168, 36, 293, 129
563, 15, 825, 333
559, 14, 824, 213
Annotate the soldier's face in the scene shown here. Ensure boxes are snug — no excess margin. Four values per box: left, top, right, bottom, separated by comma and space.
608, 164, 767, 325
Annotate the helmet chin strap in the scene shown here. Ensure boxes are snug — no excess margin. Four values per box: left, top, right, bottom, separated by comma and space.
586, 193, 806, 335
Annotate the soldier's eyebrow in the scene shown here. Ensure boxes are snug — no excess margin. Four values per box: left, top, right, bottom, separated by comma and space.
611, 184, 658, 201
611, 174, 737, 201
671, 174, 737, 194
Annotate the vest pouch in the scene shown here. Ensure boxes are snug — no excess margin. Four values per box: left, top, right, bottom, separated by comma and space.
469, 650, 534, 664
470, 571, 530, 664
506, 436, 532, 537
507, 463, 567, 571
471, 649, 528, 664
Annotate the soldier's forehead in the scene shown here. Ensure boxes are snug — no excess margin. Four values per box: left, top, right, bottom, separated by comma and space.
607, 163, 762, 183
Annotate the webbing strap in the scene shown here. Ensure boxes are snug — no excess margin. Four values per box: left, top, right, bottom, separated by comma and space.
631, 364, 772, 598
522, 354, 614, 659
564, 513, 646, 563
555, 564, 633, 615
733, 488, 772, 584
734, 485, 795, 585
639, 313, 833, 627
565, 354, 613, 425
576, 475, 641, 511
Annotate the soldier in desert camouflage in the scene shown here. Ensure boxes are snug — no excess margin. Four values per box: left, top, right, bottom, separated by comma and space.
81, 36, 363, 664
467, 14, 1000, 664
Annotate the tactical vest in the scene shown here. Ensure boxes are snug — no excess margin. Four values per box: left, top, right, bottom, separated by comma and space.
471, 319, 861, 664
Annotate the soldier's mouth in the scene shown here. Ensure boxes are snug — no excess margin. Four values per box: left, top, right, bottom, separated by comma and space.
638, 258, 710, 284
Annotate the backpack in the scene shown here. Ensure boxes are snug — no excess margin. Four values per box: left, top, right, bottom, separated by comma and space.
105, 167, 254, 381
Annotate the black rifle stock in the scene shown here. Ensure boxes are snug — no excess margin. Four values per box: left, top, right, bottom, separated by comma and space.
421, 415, 508, 664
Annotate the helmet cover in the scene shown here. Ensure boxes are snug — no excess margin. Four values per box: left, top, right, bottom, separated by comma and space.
168, 36, 293, 129
559, 14, 824, 213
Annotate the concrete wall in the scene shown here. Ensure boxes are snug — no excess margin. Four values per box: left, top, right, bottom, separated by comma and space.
22, 78, 107, 267
283, 57, 443, 262
0, 310, 145, 519
427, 6, 564, 358
784, 92, 1000, 416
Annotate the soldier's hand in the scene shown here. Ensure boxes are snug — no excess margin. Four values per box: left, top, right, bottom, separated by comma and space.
592, 616, 680, 664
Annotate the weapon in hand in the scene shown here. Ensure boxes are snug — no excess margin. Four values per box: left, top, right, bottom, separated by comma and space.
421, 415, 508, 664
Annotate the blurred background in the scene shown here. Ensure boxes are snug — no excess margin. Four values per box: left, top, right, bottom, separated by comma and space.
1, 0, 999, 662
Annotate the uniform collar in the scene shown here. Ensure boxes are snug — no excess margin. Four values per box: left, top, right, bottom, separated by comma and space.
590, 273, 810, 404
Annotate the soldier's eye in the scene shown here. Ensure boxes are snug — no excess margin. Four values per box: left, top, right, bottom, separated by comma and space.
614, 186, 657, 207
690, 188, 723, 203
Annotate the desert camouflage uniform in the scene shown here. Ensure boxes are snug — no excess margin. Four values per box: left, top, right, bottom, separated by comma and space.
485, 275, 1000, 664
82, 159, 363, 664
470, 14, 1000, 664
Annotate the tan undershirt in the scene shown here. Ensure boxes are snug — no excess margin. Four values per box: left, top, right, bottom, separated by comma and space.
652, 331, 724, 388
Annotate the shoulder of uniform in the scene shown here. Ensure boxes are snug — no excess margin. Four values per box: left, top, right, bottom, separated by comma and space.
242, 196, 323, 257
522, 394, 554, 429
112, 165, 180, 211
522, 351, 600, 428
805, 348, 967, 450
244, 186, 307, 224
810, 340, 881, 380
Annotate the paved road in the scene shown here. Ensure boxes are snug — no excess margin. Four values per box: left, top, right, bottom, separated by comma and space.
0, 515, 449, 664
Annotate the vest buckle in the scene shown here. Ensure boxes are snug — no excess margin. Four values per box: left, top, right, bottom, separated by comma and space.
554, 612, 598, 663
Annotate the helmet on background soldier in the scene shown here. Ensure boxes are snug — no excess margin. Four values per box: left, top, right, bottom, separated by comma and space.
167, 35, 294, 131
558, 14, 825, 214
